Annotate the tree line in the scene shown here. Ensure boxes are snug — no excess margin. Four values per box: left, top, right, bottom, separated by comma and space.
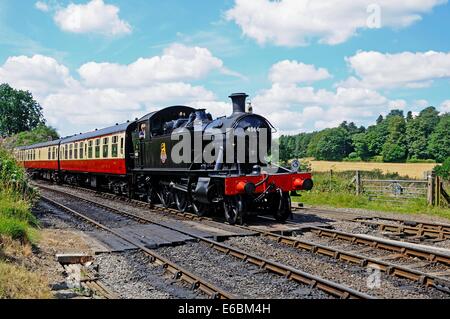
0, 83, 59, 147
279, 107, 450, 163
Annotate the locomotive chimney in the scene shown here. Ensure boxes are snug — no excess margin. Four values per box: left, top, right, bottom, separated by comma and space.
229, 93, 249, 115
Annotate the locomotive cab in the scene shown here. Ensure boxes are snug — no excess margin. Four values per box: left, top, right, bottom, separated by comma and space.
131, 106, 196, 170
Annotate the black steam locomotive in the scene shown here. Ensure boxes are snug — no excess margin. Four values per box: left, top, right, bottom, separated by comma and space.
17, 93, 313, 224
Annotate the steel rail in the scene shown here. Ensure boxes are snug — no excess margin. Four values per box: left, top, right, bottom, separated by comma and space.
38, 185, 373, 299
233, 225, 450, 293
307, 226, 450, 266
354, 216, 450, 233
293, 205, 450, 234
41, 195, 235, 300
356, 220, 450, 241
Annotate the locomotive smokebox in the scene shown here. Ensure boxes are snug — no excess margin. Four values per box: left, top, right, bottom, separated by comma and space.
229, 93, 249, 115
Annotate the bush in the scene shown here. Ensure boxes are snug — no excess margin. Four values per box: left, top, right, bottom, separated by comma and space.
344, 153, 363, 162
435, 158, 450, 180
0, 191, 37, 226
0, 217, 31, 242
0, 145, 37, 242
407, 158, 437, 163
0, 147, 37, 201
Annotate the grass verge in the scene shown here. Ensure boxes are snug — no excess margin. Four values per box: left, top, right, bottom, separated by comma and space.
0, 261, 52, 299
294, 192, 450, 220
0, 145, 50, 299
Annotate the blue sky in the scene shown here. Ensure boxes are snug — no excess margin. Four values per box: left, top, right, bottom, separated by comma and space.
0, 0, 449, 136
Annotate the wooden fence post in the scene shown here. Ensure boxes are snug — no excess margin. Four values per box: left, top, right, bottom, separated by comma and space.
427, 172, 436, 206
355, 171, 361, 195
436, 176, 441, 207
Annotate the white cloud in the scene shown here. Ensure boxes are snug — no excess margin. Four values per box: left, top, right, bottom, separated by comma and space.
249, 59, 412, 134
0, 54, 77, 96
54, 0, 131, 36
35, 1, 49, 12
226, 0, 446, 46
252, 83, 395, 134
388, 99, 408, 110
0, 46, 234, 135
413, 99, 429, 108
78, 44, 227, 87
441, 100, 450, 113
343, 50, 450, 89
269, 60, 331, 84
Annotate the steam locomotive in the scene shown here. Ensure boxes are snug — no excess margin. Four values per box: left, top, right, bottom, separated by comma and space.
15, 93, 313, 224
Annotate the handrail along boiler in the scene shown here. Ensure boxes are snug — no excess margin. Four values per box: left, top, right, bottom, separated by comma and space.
14, 93, 313, 224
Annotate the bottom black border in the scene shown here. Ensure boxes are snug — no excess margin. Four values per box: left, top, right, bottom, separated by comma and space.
2, 299, 448, 318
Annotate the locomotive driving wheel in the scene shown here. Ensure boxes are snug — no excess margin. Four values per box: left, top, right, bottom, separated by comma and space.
158, 184, 173, 208
146, 186, 157, 205
273, 192, 292, 222
192, 201, 208, 217
174, 190, 189, 212
223, 196, 245, 225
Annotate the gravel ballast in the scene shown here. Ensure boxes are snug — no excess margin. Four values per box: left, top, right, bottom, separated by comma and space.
224, 236, 449, 299
157, 242, 331, 299
95, 251, 205, 299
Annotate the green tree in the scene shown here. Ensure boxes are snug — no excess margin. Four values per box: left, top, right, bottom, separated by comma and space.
0, 84, 45, 136
364, 121, 388, 157
294, 133, 314, 158
434, 158, 450, 180
352, 133, 370, 160
309, 128, 352, 161
405, 107, 440, 159
2, 124, 59, 149
376, 115, 383, 125
382, 115, 407, 162
428, 114, 450, 162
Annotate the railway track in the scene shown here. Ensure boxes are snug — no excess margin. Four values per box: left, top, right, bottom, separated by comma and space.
294, 205, 450, 242
35, 182, 450, 296
37, 184, 373, 299
41, 195, 234, 299
354, 217, 450, 241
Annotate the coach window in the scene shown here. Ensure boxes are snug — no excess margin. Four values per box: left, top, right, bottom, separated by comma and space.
103, 137, 109, 158
74, 143, 78, 159
79, 142, 84, 159
111, 136, 118, 158
64, 145, 67, 160
88, 141, 93, 159
95, 139, 100, 158
120, 137, 124, 155
69, 144, 73, 159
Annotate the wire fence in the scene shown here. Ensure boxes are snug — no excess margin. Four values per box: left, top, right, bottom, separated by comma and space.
353, 171, 449, 207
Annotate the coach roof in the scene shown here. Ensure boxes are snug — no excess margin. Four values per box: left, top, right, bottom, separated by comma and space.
16, 139, 62, 150
61, 122, 132, 144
